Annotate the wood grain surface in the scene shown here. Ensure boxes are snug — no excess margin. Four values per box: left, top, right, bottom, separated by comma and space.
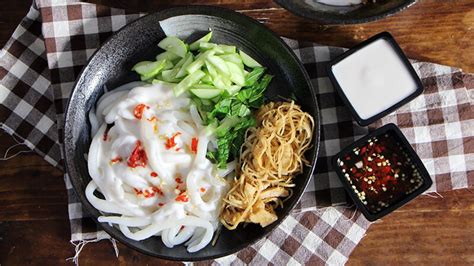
0, 0, 473, 265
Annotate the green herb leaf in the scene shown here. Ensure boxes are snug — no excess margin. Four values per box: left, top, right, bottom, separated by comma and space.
244, 67, 266, 87
234, 117, 256, 131
214, 98, 232, 114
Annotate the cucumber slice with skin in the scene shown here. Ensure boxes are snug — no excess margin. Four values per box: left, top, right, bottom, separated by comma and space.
226, 61, 245, 86
205, 61, 219, 78
189, 32, 213, 51
206, 55, 230, 76
132, 60, 154, 74
227, 85, 242, 95
199, 42, 222, 53
219, 53, 243, 66
156, 51, 180, 62
161, 69, 181, 83
239, 50, 262, 68
158, 36, 187, 58
201, 73, 213, 84
175, 53, 191, 68
174, 70, 205, 96
186, 50, 216, 74
217, 45, 236, 54
212, 75, 230, 91
193, 84, 217, 90
133, 59, 168, 80
199, 43, 236, 55
152, 79, 176, 88
175, 53, 194, 78
163, 60, 174, 70
190, 88, 223, 99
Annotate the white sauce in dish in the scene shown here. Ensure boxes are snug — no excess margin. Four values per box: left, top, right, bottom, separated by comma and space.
331, 38, 418, 120
86, 82, 231, 252
316, 0, 363, 6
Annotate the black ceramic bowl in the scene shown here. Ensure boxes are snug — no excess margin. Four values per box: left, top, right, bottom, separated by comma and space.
274, 0, 417, 24
63, 6, 320, 261
332, 123, 432, 221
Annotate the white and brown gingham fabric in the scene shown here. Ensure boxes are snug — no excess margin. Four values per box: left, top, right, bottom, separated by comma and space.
1, 0, 472, 264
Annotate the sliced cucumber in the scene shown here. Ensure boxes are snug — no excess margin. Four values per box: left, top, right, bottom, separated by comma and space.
152, 79, 176, 88
132, 61, 154, 74
190, 88, 223, 99
186, 50, 215, 74
161, 69, 180, 82
158, 36, 187, 58
212, 75, 231, 91
227, 85, 242, 96
205, 60, 219, 78
133, 59, 168, 80
206, 55, 230, 76
239, 50, 262, 68
156, 51, 180, 62
219, 53, 243, 66
163, 60, 174, 70
174, 70, 205, 96
193, 84, 217, 90
200, 43, 236, 55
199, 42, 219, 51
226, 61, 245, 86
189, 32, 213, 51
201, 73, 213, 84
218, 45, 236, 54
175, 53, 194, 78
174, 53, 190, 68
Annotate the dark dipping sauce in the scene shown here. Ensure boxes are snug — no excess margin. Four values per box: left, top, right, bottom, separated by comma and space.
336, 130, 424, 214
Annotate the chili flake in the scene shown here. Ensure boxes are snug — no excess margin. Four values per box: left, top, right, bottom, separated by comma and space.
110, 157, 123, 164
150, 172, 158, 177
165, 132, 181, 150
134, 188, 159, 198
127, 140, 148, 168
191, 138, 198, 154
175, 192, 189, 202
158, 203, 164, 207
133, 104, 149, 119
200, 187, 206, 193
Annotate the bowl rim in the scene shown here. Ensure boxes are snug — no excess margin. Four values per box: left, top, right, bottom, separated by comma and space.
63, 5, 321, 261
273, 0, 417, 25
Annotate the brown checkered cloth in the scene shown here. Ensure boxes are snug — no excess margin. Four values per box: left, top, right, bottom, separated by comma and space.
1, 0, 472, 264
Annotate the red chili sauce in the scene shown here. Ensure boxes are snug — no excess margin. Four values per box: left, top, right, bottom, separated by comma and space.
336, 131, 424, 214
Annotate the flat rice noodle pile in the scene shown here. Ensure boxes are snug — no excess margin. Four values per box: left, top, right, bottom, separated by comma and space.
220, 101, 314, 230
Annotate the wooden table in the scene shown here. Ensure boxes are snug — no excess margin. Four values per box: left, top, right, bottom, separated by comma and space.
0, 0, 473, 264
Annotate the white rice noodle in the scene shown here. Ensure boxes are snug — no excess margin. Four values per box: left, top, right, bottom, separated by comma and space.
115, 216, 213, 253
189, 104, 203, 127
85, 82, 233, 253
